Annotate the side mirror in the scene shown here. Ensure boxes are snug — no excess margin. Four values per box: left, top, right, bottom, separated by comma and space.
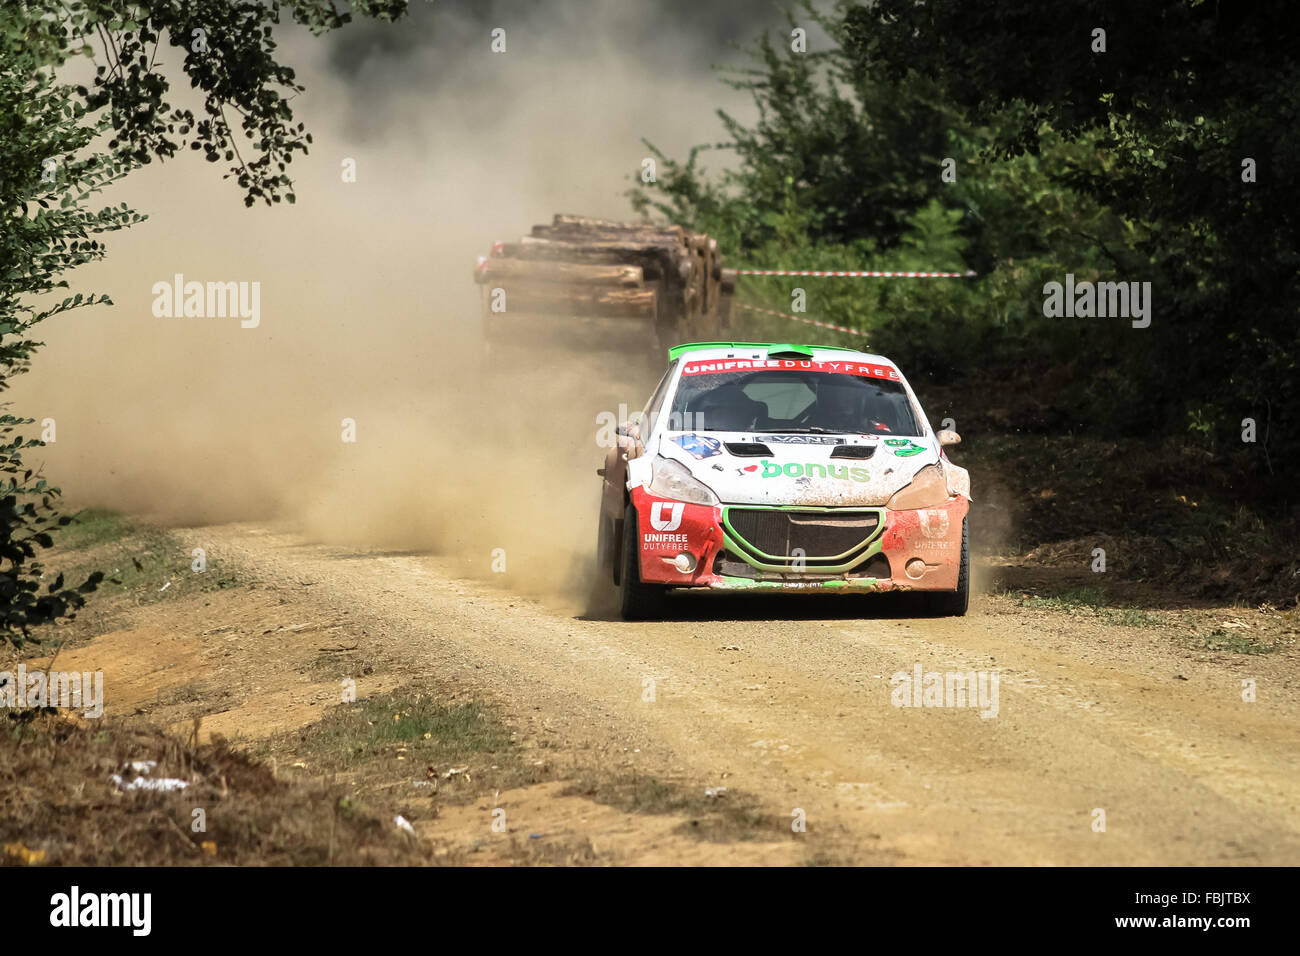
617, 412, 643, 438
936, 428, 962, 447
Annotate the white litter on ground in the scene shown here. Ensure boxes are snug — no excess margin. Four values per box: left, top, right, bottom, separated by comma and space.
110, 759, 188, 792
110, 773, 188, 792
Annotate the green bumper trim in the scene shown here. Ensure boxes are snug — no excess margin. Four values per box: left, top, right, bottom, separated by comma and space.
719, 505, 886, 574
715, 576, 885, 592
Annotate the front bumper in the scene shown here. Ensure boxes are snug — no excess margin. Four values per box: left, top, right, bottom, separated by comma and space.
629, 486, 968, 592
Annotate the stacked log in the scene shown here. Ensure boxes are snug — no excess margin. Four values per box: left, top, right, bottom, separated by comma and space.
475, 214, 728, 343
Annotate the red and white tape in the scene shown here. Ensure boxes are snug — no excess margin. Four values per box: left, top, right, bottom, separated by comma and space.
733, 269, 976, 278
734, 303, 869, 338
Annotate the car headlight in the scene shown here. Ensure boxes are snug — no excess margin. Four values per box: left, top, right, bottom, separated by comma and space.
886, 463, 951, 510
648, 456, 719, 506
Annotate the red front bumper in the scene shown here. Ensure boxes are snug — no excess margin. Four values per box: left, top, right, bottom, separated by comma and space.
629, 486, 968, 592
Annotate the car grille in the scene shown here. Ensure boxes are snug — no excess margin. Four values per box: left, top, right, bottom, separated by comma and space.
725, 508, 881, 562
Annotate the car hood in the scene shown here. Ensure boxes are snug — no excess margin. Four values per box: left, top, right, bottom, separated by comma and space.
653, 431, 941, 507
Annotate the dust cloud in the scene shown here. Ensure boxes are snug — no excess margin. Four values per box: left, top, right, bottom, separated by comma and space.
8, 2, 768, 606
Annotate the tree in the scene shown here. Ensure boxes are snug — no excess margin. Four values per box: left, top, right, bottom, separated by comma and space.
628, 2, 1139, 382
853, 0, 1299, 475
633, 1, 1298, 486
0, 0, 416, 646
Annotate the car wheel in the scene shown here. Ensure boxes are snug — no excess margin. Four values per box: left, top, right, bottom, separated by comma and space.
619, 502, 666, 621
924, 518, 969, 617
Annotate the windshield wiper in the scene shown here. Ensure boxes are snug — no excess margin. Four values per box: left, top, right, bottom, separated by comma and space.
762, 426, 844, 434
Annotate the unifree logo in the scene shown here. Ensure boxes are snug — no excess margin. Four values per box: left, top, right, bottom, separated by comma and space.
649, 501, 684, 531
919, 509, 949, 538
682, 359, 900, 380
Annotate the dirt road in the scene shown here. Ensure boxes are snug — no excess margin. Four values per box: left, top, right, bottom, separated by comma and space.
156, 522, 1299, 865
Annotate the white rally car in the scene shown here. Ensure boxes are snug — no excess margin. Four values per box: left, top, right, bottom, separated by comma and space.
596, 342, 971, 620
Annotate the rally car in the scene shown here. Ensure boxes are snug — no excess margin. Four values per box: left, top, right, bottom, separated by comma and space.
595, 342, 971, 620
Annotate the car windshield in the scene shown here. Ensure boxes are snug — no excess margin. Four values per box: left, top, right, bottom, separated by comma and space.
667, 367, 922, 436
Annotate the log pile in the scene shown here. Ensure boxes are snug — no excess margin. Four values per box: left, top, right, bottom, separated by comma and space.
474, 214, 729, 343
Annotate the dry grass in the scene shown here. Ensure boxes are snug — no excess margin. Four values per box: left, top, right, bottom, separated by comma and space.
0, 710, 429, 866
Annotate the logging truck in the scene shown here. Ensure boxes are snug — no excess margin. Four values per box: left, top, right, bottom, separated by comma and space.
474, 214, 736, 350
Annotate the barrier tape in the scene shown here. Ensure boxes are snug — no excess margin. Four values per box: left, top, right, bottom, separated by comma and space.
734, 302, 868, 339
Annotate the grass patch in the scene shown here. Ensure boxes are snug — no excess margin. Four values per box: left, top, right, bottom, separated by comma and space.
98, 535, 175, 594
1004, 585, 1162, 627
1187, 628, 1284, 655
1097, 607, 1162, 628
1012, 585, 1108, 610
56, 508, 133, 549
38, 515, 241, 624
282, 688, 535, 802
561, 774, 784, 843
296, 692, 514, 767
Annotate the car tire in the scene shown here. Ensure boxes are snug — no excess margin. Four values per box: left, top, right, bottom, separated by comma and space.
619, 502, 666, 621
924, 518, 969, 617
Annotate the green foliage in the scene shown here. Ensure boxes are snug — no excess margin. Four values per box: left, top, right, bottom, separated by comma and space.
0, 415, 103, 646
628, 6, 963, 254
0, 1, 418, 646
65, 0, 410, 207
631, 0, 1297, 493
629, 2, 1138, 381
851, 0, 1299, 473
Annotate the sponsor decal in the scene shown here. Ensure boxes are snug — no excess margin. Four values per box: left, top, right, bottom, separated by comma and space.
649, 501, 684, 531
755, 434, 846, 445
630, 488, 726, 583
759, 459, 871, 483
884, 438, 925, 457
919, 509, 950, 538
710, 462, 756, 476
643, 531, 689, 550
682, 359, 901, 380
672, 433, 723, 458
